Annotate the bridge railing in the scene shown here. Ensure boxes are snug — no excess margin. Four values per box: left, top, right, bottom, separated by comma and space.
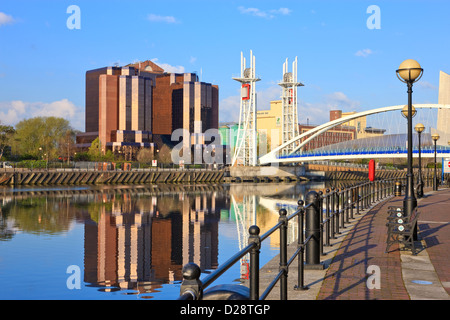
278, 146, 450, 159
177, 178, 404, 300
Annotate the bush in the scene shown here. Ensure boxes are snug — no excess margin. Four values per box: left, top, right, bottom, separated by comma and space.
16, 160, 47, 169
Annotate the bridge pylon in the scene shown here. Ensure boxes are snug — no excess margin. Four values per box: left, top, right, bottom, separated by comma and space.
279, 57, 304, 156
232, 51, 260, 166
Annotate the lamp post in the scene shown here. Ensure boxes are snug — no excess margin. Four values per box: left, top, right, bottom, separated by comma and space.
396, 59, 423, 217
414, 123, 425, 198
432, 133, 440, 191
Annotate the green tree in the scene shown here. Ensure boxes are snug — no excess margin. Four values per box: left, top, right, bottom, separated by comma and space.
0, 124, 15, 160
13, 117, 73, 160
87, 137, 102, 161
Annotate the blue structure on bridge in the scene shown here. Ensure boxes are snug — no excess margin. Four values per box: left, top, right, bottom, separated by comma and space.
278, 133, 450, 162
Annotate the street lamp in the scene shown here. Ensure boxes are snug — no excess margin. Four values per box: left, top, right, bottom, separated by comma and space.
396, 59, 423, 217
414, 123, 425, 198
432, 133, 440, 191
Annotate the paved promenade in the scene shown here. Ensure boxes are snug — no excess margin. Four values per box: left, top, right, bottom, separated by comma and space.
259, 186, 450, 300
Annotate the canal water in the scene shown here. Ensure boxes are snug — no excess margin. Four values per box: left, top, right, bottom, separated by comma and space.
0, 181, 340, 300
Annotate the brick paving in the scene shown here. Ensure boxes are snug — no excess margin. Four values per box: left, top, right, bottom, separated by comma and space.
416, 188, 450, 295
317, 196, 409, 300
317, 187, 450, 300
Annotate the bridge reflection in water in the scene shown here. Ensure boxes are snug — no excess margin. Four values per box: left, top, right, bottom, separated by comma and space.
0, 182, 347, 299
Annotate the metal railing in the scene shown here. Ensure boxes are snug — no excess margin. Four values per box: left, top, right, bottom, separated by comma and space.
177, 178, 405, 300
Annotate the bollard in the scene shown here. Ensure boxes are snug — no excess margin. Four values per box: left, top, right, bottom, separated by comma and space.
395, 181, 402, 196
179, 263, 203, 300
248, 225, 261, 300
305, 191, 325, 270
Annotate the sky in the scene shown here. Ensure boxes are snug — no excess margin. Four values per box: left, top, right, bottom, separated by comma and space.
0, 0, 449, 132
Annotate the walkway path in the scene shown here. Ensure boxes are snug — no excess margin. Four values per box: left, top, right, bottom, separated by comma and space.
259, 187, 450, 300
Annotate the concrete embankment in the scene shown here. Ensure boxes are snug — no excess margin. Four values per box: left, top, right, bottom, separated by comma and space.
228, 164, 440, 182
229, 164, 408, 182
1, 165, 438, 186
0, 169, 225, 186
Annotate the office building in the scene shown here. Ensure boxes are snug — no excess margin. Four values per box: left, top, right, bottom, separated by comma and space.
76, 60, 219, 156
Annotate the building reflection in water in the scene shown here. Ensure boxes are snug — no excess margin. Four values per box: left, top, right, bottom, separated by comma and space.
0, 181, 335, 298
83, 189, 225, 296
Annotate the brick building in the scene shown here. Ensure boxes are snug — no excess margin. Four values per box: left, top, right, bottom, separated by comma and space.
76, 60, 219, 157
298, 110, 357, 152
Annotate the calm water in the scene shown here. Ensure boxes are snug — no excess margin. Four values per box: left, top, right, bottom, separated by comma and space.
0, 182, 335, 300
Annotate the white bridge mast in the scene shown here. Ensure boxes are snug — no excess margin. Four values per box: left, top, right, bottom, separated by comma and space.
279, 57, 303, 156
232, 51, 260, 166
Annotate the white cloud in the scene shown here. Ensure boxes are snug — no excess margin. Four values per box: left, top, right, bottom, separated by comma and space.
418, 81, 437, 90
147, 14, 179, 24
238, 6, 292, 19
151, 58, 185, 73
355, 49, 373, 57
299, 92, 361, 125
0, 12, 15, 26
219, 94, 241, 122
270, 8, 292, 15
0, 99, 84, 130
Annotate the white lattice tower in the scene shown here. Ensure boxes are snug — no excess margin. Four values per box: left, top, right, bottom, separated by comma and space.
231, 194, 256, 280
232, 51, 260, 166
279, 57, 304, 156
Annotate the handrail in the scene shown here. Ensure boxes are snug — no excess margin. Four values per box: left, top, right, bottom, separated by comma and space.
177, 178, 404, 300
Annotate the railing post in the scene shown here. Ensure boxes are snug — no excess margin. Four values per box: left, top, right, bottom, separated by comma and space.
318, 191, 324, 256
330, 187, 336, 239
335, 188, 341, 234
345, 188, 350, 223
305, 191, 324, 270
340, 188, 345, 229
365, 183, 369, 208
356, 185, 360, 215
350, 187, 354, 220
279, 209, 288, 300
325, 189, 331, 246
248, 225, 261, 300
377, 180, 380, 201
179, 263, 203, 300
295, 200, 308, 291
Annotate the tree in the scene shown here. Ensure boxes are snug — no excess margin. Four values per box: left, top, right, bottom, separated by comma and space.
13, 117, 73, 160
136, 148, 155, 163
0, 124, 15, 160
157, 144, 173, 164
57, 129, 77, 163
87, 137, 102, 161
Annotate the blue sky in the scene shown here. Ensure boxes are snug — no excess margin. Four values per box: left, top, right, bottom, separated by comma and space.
0, 0, 449, 131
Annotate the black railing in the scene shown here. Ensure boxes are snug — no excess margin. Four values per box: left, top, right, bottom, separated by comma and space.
177, 178, 405, 300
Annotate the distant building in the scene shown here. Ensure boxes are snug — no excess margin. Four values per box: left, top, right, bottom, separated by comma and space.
255, 101, 359, 153
298, 123, 356, 152
331, 110, 386, 139
436, 70, 450, 145
256, 100, 283, 148
76, 60, 219, 156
